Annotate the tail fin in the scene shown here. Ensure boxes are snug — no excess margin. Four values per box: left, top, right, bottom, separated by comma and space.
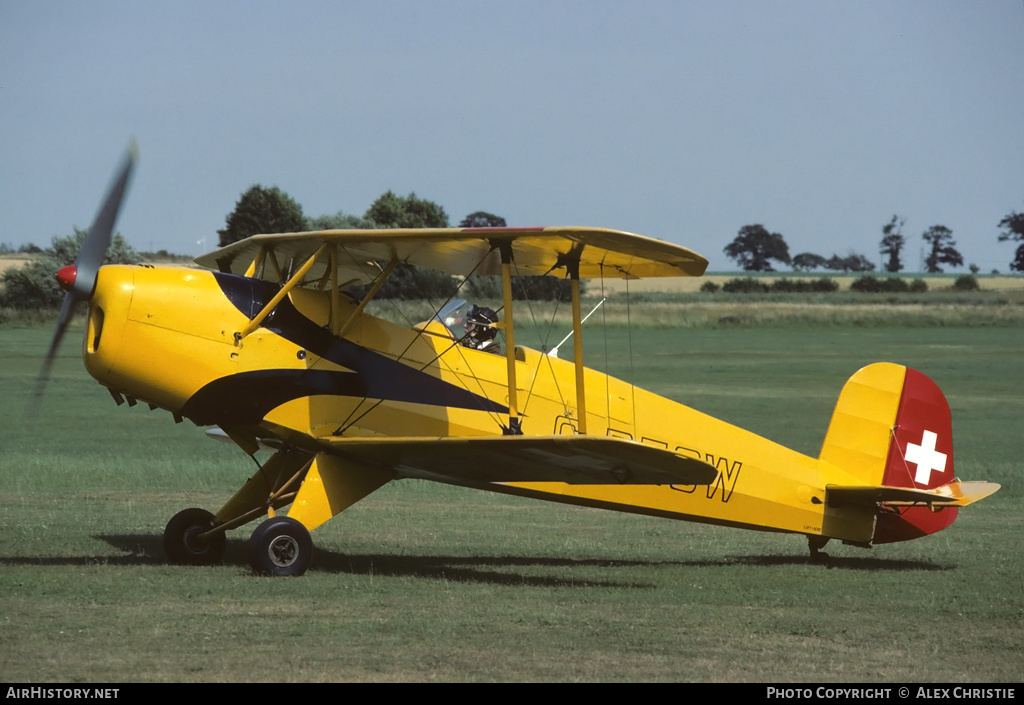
819, 363, 993, 544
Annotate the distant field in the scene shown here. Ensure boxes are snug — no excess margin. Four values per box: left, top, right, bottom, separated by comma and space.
588, 272, 1024, 295
0, 255, 30, 276
1, 324, 1020, 682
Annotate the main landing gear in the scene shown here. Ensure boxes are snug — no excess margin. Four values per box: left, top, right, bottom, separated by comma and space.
161, 447, 392, 577
162, 509, 314, 577
162, 447, 320, 575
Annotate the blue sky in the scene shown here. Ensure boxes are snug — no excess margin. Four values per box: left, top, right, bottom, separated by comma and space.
2, 0, 1022, 272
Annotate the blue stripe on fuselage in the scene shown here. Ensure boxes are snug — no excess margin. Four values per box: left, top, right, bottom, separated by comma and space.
181, 272, 509, 426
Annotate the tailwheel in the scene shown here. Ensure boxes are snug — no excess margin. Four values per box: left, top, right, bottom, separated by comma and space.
248, 516, 313, 577
807, 535, 831, 564
164, 508, 226, 566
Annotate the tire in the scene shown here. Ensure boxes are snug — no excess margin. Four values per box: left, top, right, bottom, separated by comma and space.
164, 508, 226, 566
248, 516, 313, 577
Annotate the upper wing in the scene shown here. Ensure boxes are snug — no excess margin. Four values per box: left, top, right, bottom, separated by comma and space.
313, 434, 719, 486
194, 227, 708, 286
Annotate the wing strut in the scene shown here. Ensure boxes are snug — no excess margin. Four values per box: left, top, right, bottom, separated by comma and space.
330, 245, 341, 333
235, 243, 329, 344
496, 241, 522, 435
564, 247, 588, 434
336, 255, 398, 337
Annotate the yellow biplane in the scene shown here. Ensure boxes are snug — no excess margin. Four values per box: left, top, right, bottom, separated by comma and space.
38, 147, 999, 575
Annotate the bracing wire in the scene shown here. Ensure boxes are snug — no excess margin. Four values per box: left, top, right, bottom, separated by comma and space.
508, 264, 572, 421
333, 247, 510, 436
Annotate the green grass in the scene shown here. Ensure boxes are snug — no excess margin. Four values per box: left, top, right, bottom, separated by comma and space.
1, 322, 1021, 682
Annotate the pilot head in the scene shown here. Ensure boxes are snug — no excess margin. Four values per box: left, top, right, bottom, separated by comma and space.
465, 305, 498, 344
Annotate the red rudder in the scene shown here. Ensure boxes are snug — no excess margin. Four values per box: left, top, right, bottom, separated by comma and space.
874, 368, 958, 543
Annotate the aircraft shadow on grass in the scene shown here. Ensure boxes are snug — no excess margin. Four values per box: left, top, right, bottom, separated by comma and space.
0, 533, 955, 587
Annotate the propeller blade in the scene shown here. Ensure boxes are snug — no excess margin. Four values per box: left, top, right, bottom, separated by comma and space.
33, 293, 77, 403
71, 142, 138, 301
32, 142, 138, 407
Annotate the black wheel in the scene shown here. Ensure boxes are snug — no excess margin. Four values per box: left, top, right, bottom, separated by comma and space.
164, 508, 226, 566
248, 516, 313, 577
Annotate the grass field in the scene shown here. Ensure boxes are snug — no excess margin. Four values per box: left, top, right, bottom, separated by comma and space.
1, 320, 1021, 683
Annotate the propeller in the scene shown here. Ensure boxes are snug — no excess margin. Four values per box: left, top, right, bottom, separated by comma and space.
33, 142, 138, 403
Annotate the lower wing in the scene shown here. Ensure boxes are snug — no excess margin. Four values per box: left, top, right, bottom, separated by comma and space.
314, 434, 719, 486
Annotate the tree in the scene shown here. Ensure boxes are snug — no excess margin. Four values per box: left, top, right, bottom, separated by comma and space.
365, 191, 448, 229
953, 274, 980, 291
0, 229, 138, 309
459, 211, 507, 228
791, 252, 828, 271
366, 262, 459, 300
463, 273, 579, 302
306, 211, 374, 230
723, 225, 790, 271
997, 209, 1024, 272
218, 185, 306, 247
361, 191, 453, 300
922, 225, 964, 273
825, 253, 875, 272
850, 276, 909, 293
880, 215, 906, 273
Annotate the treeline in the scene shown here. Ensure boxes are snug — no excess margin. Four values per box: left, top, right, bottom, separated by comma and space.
701, 274, 982, 294
5, 182, 1021, 311
724, 211, 1024, 275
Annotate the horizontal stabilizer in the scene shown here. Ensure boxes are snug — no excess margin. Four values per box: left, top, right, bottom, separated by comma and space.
317, 434, 720, 486
827, 481, 1000, 509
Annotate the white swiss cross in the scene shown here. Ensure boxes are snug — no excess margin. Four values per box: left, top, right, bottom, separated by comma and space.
905, 430, 947, 485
